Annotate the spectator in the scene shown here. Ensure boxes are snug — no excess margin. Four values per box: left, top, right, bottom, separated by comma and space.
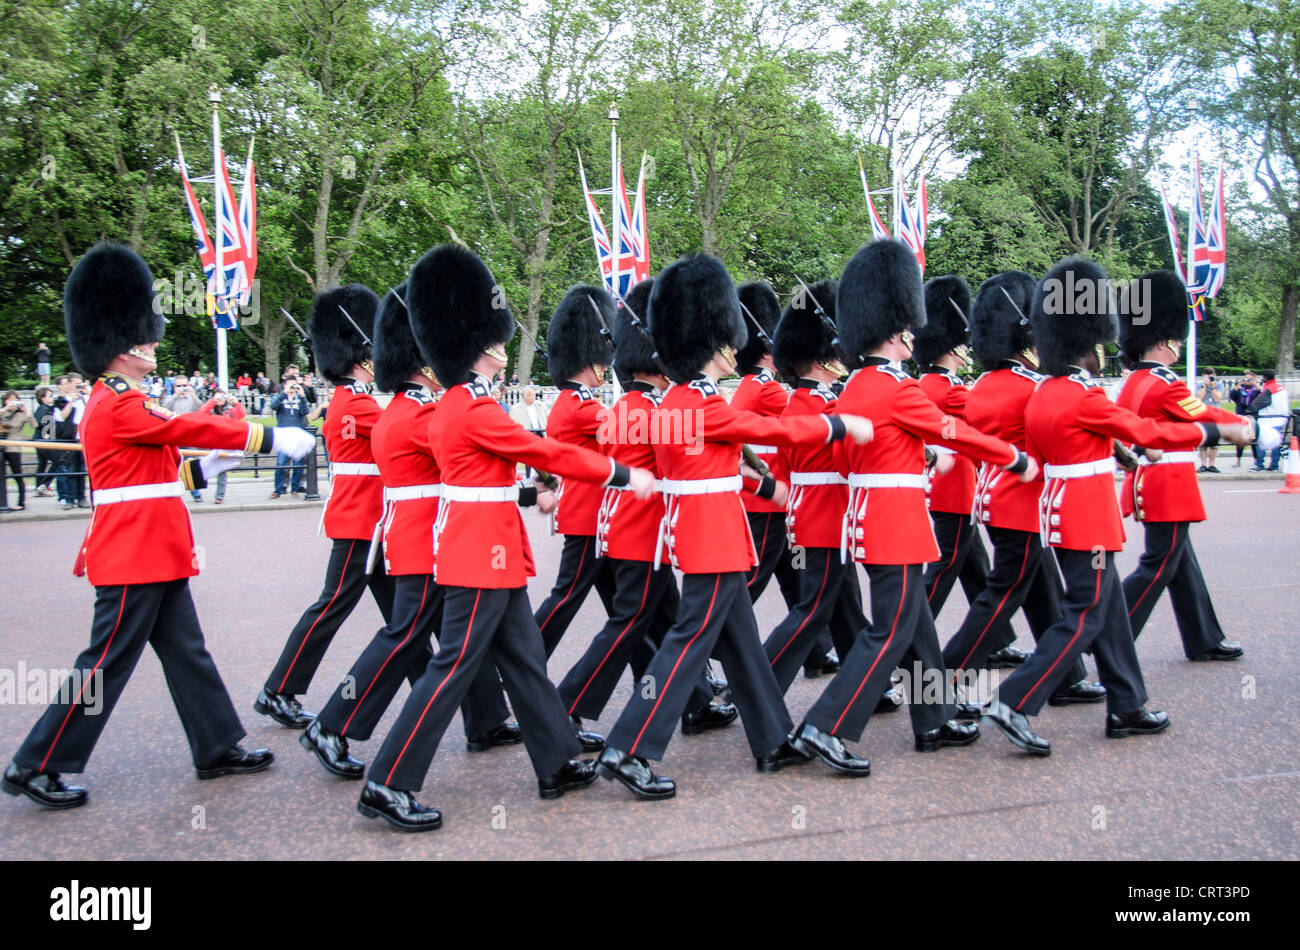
268, 379, 316, 497
31, 386, 58, 496
254, 372, 272, 414
34, 342, 51, 385
1, 390, 35, 511
1229, 372, 1261, 468
1195, 368, 1226, 472
1249, 369, 1290, 471
52, 374, 89, 509
164, 380, 206, 500
236, 372, 252, 409
164, 371, 175, 395
508, 385, 548, 436
199, 391, 246, 504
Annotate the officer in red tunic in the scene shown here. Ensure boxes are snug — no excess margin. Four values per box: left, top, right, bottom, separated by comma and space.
298, 283, 520, 778
941, 271, 1103, 708
1116, 270, 1250, 662
788, 240, 1032, 776
256, 285, 393, 728
596, 253, 876, 800
3, 243, 314, 809
982, 258, 1252, 754
356, 244, 655, 831
556, 280, 736, 734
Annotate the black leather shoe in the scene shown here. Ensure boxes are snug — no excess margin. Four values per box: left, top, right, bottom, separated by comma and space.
571, 715, 605, 753
790, 723, 870, 776
597, 747, 675, 800
1106, 706, 1170, 738
755, 739, 813, 773
915, 719, 980, 752
357, 781, 442, 832
196, 744, 274, 779
538, 759, 599, 800
986, 645, 1029, 668
981, 700, 1051, 756
803, 652, 840, 678
1190, 641, 1244, 662
299, 720, 364, 778
875, 687, 904, 714
681, 702, 738, 735
954, 701, 983, 721
2, 762, 87, 809
466, 721, 523, 752
1048, 679, 1107, 705
253, 687, 315, 728
704, 665, 732, 702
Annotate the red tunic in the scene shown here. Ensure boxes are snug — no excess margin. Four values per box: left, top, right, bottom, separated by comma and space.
596, 383, 667, 563
963, 362, 1048, 534
1116, 363, 1245, 524
321, 381, 384, 540
730, 369, 789, 513
1025, 371, 1207, 552
917, 368, 978, 515
837, 359, 1019, 566
651, 377, 839, 574
75, 373, 272, 586
429, 378, 622, 589
548, 383, 609, 536
779, 381, 848, 550
372, 387, 441, 576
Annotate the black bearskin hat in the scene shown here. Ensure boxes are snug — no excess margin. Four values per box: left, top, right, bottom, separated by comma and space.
914, 275, 971, 365
64, 242, 165, 379
836, 239, 924, 365
373, 282, 430, 393
735, 281, 781, 372
970, 271, 1037, 368
613, 278, 659, 384
546, 284, 615, 382
648, 253, 747, 384
1030, 256, 1116, 377
1118, 269, 1190, 363
309, 284, 378, 384
773, 278, 838, 381
407, 243, 514, 387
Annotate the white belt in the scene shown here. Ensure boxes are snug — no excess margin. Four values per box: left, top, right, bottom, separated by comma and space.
746, 444, 778, 454
92, 481, 184, 506
1137, 451, 1199, 467
384, 483, 443, 501
1043, 458, 1115, 480
789, 472, 847, 486
330, 462, 381, 477
846, 473, 926, 489
659, 475, 742, 495
441, 484, 520, 502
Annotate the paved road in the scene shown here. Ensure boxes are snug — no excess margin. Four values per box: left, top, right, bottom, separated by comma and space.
1, 480, 1296, 859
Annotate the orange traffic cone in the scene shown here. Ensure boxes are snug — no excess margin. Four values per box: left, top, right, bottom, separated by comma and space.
1280, 436, 1300, 494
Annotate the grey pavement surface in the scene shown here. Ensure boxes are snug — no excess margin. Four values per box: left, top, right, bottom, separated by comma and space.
0, 480, 1296, 860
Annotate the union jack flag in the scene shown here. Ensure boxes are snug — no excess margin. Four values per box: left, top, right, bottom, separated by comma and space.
180, 164, 216, 289
210, 150, 249, 329
1201, 163, 1227, 299
1159, 182, 1206, 322
626, 155, 650, 284
238, 147, 257, 299
579, 153, 639, 298
859, 156, 890, 241
896, 174, 926, 274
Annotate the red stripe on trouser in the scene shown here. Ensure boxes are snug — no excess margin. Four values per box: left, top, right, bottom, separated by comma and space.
630, 576, 720, 756
832, 568, 908, 735
341, 575, 430, 735
539, 538, 590, 633
278, 540, 358, 693
384, 589, 481, 787
1017, 562, 1103, 710
569, 564, 653, 715
748, 516, 770, 586
958, 534, 1032, 670
1127, 523, 1178, 618
40, 587, 128, 772
770, 554, 831, 665
927, 517, 963, 604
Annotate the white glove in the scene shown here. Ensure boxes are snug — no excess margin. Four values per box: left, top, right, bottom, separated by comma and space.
271, 426, 316, 460
199, 450, 244, 481
1258, 422, 1282, 452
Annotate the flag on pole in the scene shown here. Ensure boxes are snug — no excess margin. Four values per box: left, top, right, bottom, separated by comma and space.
237, 145, 257, 304
896, 175, 926, 274
210, 150, 249, 330
629, 154, 651, 284
859, 156, 890, 241
180, 167, 216, 290
1160, 182, 1207, 322
578, 152, 639, 297
1203, 164, 1227, 299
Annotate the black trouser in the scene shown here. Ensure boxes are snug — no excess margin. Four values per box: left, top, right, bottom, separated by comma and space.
1122, 521, 1224, 658
607, 572, 793, 762
925, 511, 990, 617
747, 511, 834, 660
264, 538, 395, 697
764, 548, 865, 694
1, 450, 23, 507
534, 534, 617, 657
556, 559, 712, 721
942, 527, 1087, 686
997, 550, 1146, 717
316, 574, 510, 740
368, 586, 580, 792
14, 580, 244, 773
35, 446, 56, 489
804, 563, 955, 741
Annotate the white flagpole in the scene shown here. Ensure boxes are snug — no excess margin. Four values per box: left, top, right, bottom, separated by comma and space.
1187, 146, 1198, 389
609, 102, 620, 302
210, 86, 229, 392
